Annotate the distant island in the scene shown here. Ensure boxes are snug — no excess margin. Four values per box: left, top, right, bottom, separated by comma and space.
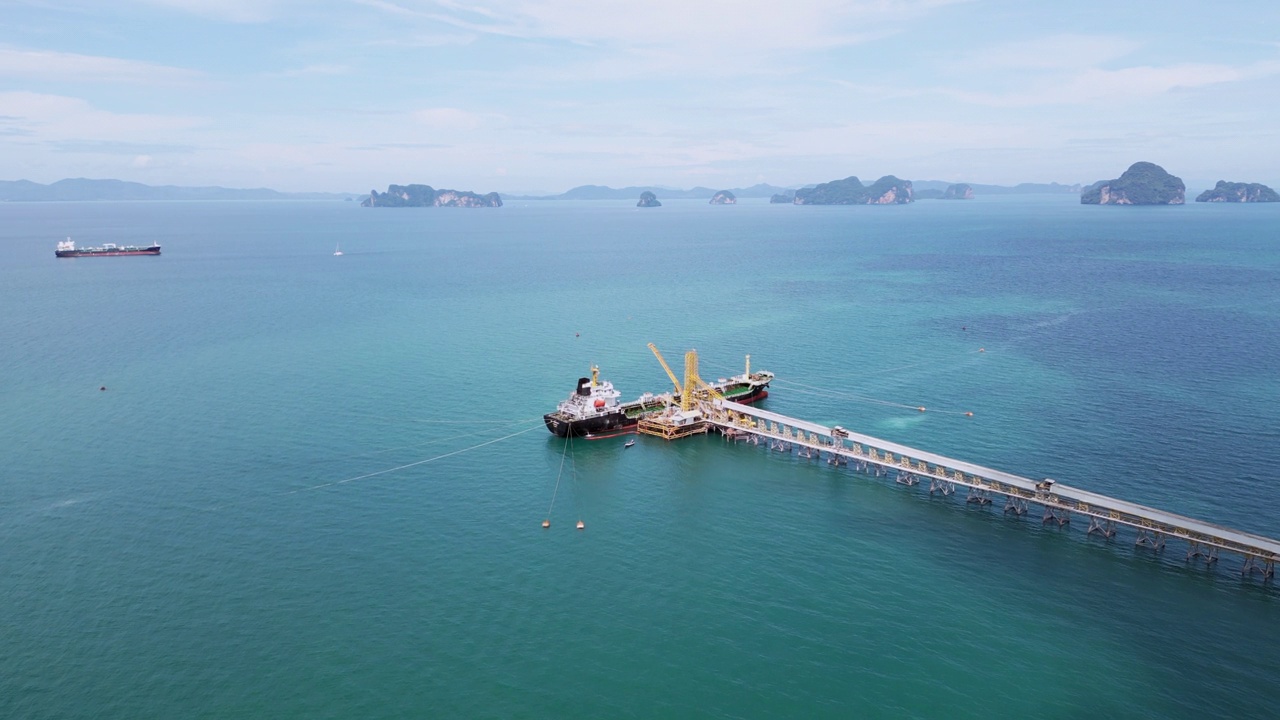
0, 178, 354, 202
1081, 162, 1184, 205
511, 183, 793, 201
793, 175, 913, 205
362, 184, 502, 207
1195, 181, 1279, 203
911, 180, 1080, 195
504, 180, 1093, 202
710, 190, 736, 205
637, 191, 662, 208
917, 183, 973, 200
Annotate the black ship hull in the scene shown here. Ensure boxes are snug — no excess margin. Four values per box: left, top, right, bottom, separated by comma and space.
543, 410, 634, 439
544, 384, 769, 440
56, 246, 161, 257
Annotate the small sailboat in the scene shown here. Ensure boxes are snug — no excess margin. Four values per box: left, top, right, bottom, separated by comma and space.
624, 439, 636, 448
333, 243, 343, 256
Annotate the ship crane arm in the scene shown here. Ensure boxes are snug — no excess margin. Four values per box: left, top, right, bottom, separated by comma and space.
648, 343, 683, 395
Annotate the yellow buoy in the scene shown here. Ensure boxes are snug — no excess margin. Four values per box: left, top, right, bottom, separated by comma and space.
541, 519, 550, 529
576, 520, 585, 530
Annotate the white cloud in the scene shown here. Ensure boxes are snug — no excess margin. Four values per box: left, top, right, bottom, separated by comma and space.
0, 46, 202, 85
262, 64, 352, 78
365, 0, 965, 64
960, 34, 1142, 72
0, 91, 205, 141
411, 107, 506, 131
133, 0, 291, 23
948, 60, 1280, 107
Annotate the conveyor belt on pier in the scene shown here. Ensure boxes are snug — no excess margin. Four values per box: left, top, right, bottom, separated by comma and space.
712, 400, 1280, 572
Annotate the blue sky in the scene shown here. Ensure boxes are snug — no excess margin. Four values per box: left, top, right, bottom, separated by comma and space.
2, 0, 1278, 193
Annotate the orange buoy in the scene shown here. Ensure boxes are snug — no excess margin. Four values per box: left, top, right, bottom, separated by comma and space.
917, 406, 926, 412
541, 519, 550, 529
965, 411, 974, 417
576, 520, 585, 530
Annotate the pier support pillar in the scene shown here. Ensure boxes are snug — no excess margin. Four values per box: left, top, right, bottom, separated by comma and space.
1043, 506, 1070, 526
1087, 517, 1117, 539
1241, 556, 1275, 579
1003, 497, 1028, 515
895, 471, 918, 486
1135, 529, 1165, 552
1186, 541, 1218, 565
966, 488, 992, 506
928, 477, 954, 496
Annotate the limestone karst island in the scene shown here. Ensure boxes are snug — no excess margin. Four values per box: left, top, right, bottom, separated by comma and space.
793, 175, 914, 205
1081, 162, 1185, 205
1195, 181, 1279, 203
362, 184, 502, 207
637, 191, 662, 208
916, 183, 973, 200
710, 190, 737, 205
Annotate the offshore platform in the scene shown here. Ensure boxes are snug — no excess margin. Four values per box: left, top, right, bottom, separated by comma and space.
628, 347, 1279, 581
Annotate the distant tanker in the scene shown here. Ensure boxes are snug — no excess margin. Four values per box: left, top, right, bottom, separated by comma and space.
56, 238, 161, 257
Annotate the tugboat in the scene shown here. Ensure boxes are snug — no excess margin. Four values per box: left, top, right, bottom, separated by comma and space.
543, 361, 772, 439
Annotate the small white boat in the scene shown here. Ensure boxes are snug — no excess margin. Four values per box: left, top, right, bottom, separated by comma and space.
333, 243, 343, 256
624, 439, 636, 448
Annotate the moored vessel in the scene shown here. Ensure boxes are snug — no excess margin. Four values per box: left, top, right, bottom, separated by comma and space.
55, 238, 161, 258
544, 359, 773, 439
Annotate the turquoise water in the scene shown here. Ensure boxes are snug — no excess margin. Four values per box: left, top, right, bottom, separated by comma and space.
3, 197, 1278, 718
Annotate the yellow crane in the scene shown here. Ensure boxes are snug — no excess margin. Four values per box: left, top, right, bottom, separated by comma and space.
647, 343, 682, 396
648, 343, 726, 412
680, 349, 724, 411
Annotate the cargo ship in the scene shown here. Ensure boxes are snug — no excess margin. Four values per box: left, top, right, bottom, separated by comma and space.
56, 238, 161, 258
544, 363, 773, 439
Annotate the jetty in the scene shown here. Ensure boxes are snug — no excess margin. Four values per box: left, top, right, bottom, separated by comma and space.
632, 349, 1279, 580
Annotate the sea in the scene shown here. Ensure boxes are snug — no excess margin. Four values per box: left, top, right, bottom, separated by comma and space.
2, 195, 1278, 718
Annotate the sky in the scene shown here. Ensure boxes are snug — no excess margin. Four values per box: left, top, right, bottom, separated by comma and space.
2, 0, 1279, 194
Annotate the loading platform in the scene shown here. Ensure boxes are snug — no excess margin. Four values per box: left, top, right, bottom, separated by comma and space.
693, 399, 1278, 579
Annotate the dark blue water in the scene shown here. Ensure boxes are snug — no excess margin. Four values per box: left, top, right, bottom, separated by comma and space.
3, 197, 1278, 718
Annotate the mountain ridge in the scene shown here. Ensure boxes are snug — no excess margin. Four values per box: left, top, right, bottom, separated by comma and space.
0, 178, 356, 202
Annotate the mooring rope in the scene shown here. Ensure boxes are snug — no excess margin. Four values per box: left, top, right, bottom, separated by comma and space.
771, 378, 975, 416
703, 354, 981, 416
545, 431, 573, 519
289, 424, 542, 494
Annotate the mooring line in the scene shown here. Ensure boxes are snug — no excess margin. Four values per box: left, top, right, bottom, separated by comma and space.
546, 433, 571, 520
769, 379, 974, 416
334, 412, 546, 426
288, 424, 542, 494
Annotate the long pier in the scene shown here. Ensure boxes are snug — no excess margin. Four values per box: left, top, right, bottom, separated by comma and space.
688, 399, 1279, 579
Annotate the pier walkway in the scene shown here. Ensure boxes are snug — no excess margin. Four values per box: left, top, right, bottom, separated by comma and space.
702, 400, 1279, 578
